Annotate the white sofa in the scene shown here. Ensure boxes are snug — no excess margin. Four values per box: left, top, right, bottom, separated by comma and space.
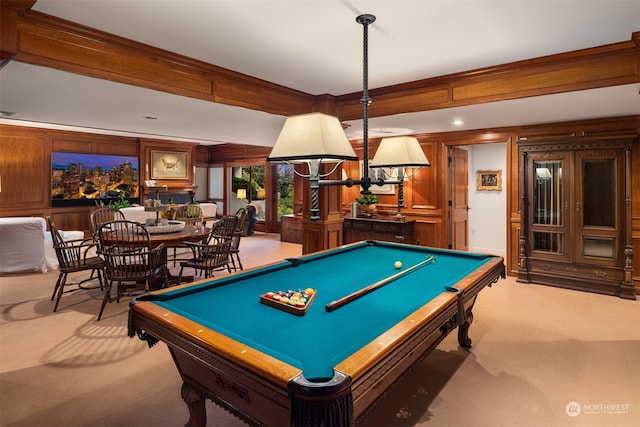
119, 206, 158, 225
199, 203, 218, 226
0, 217, 48, 274
0, 217, 84, 274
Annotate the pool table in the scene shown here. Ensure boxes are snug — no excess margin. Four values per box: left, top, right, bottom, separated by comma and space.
129, 241, 504, 426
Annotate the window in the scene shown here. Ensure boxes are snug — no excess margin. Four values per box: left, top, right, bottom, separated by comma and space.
276, 163, 294, 221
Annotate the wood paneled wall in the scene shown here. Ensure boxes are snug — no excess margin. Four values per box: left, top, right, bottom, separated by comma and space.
0, 126, 47, 210
0, 125, 139, 232
0, 125, 197, 233
0, 115, 638, 294
1, 3, 637, 292
336, 116, 640, 293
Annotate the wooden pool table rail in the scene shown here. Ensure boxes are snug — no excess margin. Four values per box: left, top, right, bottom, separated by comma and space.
340, 256, 505, 423
128, 246, 505, 427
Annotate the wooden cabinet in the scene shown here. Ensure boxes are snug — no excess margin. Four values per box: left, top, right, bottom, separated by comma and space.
343, 217, 416, 245
281, 214, 302, 243
517, 135, 635, 299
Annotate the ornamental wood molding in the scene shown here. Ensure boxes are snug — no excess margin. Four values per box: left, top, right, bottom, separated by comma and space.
335, 34, 640, 120
1, 2, 639, 121
0, 0, 36, 67
4, 5, 316, 116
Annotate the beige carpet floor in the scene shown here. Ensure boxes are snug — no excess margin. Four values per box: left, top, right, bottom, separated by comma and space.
1, 233, 638, 427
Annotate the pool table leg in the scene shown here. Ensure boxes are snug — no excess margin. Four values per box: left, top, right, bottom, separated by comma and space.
181, 382, 206, 427
457, 311, 474, 349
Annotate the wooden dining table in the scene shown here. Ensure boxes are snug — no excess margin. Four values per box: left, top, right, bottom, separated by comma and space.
148, 226, 211, 250
148, 226, 211, 286
100, 225, 211, 288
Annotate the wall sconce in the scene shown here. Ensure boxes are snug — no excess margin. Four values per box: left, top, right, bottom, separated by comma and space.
267, 14, 429, 220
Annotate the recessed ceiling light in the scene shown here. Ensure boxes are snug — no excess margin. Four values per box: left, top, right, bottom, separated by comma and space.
143, 115, 158, 120
451, 119, 464, 126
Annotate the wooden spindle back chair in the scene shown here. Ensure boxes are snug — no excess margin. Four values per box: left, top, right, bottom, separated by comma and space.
47, 216, 105, 312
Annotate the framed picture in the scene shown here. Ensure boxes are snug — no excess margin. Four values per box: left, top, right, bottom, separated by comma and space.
360, 161, 395, 195
150, 151, 189, 180
476, 170, 502, 191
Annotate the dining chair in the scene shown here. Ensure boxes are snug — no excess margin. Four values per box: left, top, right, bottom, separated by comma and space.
90, 206, 125, 238
208, 214, 240, 270
97, 219, 151, 250
98, 243, 167, 320
96, 220, 167, 320
235, 207, 248, 231
210, 215, 238, 244
171, 204, 204, 266
209, 214, 238, 239
229, 207, 250, 271
177, 204, 204, 225
46, 217, 105, 312
178, 239, 233, 279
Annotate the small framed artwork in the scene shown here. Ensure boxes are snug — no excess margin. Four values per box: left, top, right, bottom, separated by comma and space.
360, 161, 395, 195
476, 170, 502, 191
150, 151, 189, 180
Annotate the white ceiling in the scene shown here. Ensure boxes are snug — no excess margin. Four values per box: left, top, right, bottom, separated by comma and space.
1, 0, 639, 146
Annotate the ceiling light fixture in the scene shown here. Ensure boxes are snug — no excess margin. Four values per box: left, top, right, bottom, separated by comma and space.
451, 119, 464, 126
267, 14, 430, 220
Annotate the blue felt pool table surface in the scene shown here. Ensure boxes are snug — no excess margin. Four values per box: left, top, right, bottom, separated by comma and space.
145, 240, 494, 380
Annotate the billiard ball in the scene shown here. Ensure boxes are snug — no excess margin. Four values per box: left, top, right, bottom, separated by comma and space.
394, 261, 402, 269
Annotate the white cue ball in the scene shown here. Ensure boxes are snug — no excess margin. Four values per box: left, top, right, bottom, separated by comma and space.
394, 261, 402, 269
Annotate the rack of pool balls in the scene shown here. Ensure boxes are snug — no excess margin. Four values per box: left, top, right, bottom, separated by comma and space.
260, 288, 317, 315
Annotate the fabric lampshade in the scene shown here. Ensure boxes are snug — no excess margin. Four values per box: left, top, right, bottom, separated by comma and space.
267, 112, 358, 163
369, 136, 430, 167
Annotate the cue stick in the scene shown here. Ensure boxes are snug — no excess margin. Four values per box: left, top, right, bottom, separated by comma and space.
325, 255, 436, 312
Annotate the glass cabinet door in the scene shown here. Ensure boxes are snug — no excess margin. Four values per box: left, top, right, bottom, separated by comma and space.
528, 153, 570, 261
575, 149, 622, 264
